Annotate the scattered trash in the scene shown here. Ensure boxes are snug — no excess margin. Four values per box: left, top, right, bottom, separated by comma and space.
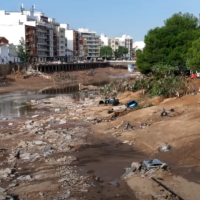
99, 98, 119, 106
112, 105, 127, 111
158, 145, 172, 152
32, 115, 40, 118
127, 100, 138, 108
124, 123, 133, 130
161, 108, 168, 116
109, 178, 119, 186
121, 159, 169, 180
107, 110, 114, 114
170, 108, 175, 112
142, 159, 167, 170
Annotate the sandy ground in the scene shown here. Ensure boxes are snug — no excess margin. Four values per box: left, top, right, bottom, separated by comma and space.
72, 83, 200, 200
1, 71, 200, 199
0, 67, 128, 94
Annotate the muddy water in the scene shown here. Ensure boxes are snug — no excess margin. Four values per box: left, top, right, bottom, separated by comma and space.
0, 92, 54, 120
73, 133, 148, 200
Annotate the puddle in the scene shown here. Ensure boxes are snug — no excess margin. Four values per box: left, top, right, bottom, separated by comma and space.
0, 92, 53, 120
73, 134, 148, 200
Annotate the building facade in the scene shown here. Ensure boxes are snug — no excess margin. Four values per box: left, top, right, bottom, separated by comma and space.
0, 5, 66, 62
0, 37, 20, 64
116, 35, 133, 57
78, 28, 101, 60
60, 24, 80, 62
108, 38, 120, 52
100, 34, 109, 46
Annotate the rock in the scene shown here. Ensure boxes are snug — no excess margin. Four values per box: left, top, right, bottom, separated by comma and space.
31, 100, 36, 103
17, 175, 32, 181
20, 153, 31, 160
25, 120, 34, 125
0, 194, 6, 200
0, 168, 12, 178
32, 115, 40, 118
59, 120, 67, 125
2, 118, 8, 121
0, 187, 5, 193
131, 162, 141, 170
34, 141, 43, 145
26, 125, 33, 129
43, 146, 53, 153
18, 141, 28, 148
55, 108, 60, 112
66, 135, 72, 141
8, 123, 13, 126
8, 183, 17, 188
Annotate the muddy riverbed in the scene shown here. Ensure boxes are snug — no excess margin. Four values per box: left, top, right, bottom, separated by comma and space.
1, 76, 200, 199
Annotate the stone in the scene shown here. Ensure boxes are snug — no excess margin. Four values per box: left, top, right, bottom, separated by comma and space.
8, 183, 17, 188
20, 153, 31, 160
66, 135, 72, 141
25, 120, 34, 125
59, 120, 67, 125
32, 115, 40, 118
0, 168, 12, 178
18, 141, 27, 148
55, 108, 60, 112
0, 194, 5, 200
17, 175, 32, 181
2, 118, 8, 121
26, 125, 33, 129
8, 123, 13, 126
0, 187, 5, 193
34, 141, 43, 145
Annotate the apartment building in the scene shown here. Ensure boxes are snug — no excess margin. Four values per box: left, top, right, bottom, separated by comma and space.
0, 5, 65, 62
100, 34, 109, 46
0, 37, 20, 64
60, 23, 80, 62
108, 38, 120, 52
116, 35, 133, 57
78, 28, 101, 60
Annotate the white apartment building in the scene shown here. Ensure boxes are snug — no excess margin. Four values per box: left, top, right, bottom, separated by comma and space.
0, 44, 20, 64
108, 38, 120, 52
0, 5, 66, 62
60, 23, 79, 62
78, 28, 101, 60
133, 41, 145, 54
100, 34, 109, 46
116, 35, 133, 57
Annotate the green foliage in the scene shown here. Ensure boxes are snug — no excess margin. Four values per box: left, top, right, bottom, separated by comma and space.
100, 46, 113, 57
136, 12, 200, 74
133, 64, 186, 98
187, 38, 200, 70
118, 46, 128, 57
114, 50, 120, 59
114, 46, 129, 59
17, 38, 30, 63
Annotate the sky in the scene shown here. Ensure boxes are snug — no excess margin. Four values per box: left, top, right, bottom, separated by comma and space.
2, 0, 200, 41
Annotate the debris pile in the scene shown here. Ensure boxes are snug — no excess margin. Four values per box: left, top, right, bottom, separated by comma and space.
121, 159, 169, 180
22, 66, 51, 80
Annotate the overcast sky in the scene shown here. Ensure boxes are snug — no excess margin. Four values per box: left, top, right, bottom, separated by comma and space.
3, 0, 200, 41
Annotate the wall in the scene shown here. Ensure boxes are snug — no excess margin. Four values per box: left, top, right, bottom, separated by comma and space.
0, 24, 25, 45
65, 30, 73, 52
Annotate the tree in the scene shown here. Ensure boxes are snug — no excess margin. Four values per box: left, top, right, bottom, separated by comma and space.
118, 46, 128, 58
100, 46, 112, 57
17, 37, 30, 63
114, 50, 120, 59
136, 12, 200, 74
187, 38, 200, 70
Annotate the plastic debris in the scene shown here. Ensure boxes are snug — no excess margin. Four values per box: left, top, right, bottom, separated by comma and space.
127, 100, 138, 108
158, 145, 172, 152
